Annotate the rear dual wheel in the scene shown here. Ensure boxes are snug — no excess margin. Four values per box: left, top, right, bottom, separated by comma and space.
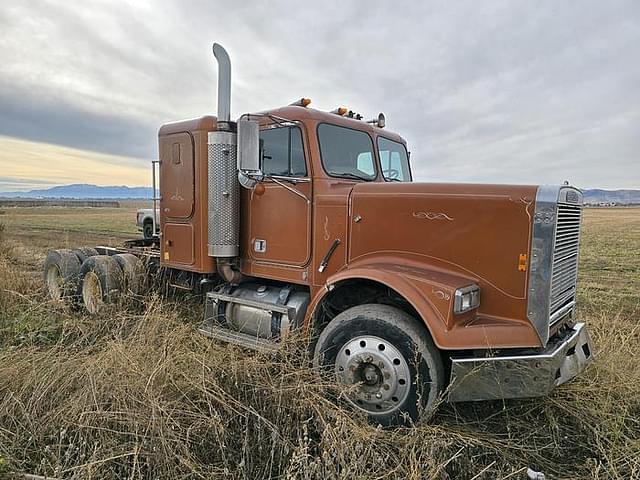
44, 248, 102, 302
44, 249, 81, 301
43, 249, 145, 313
113, 253, 146, 296
79, 253, 145, 313
72, 247, 99, 264
314, 304, 444, 426
79, 255, 123, 314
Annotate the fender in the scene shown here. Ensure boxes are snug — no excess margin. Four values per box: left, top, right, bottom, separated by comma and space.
307, 260, 542, 350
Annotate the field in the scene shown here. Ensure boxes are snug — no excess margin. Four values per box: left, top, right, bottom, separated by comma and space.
0, 205, 638, 479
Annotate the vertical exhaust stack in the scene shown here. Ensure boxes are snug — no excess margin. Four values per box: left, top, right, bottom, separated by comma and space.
207, 43, 241, 283
213, 43, 231, 125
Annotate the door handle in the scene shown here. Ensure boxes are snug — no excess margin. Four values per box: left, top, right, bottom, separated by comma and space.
318, 239, 341, 273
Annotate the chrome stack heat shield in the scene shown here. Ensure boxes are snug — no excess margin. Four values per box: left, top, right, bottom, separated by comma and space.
207, 131, 239, 258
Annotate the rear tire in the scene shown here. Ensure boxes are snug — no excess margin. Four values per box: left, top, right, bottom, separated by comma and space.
79, 255, 124, 314
112, 253, 146, 296
43, 249, 81, 301
72, 247, 99, 264
314, 304, 445, 426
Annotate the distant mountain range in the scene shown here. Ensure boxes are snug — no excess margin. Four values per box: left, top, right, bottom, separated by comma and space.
0, 184, 638, 203
0, 184, 155, 199
582, 189, 640, 204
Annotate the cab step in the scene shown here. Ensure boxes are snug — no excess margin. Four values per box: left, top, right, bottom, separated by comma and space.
198, 322, 279, 352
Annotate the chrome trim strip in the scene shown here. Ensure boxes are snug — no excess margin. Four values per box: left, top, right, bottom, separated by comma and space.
527, 185, 561, 345
448, 322, 593, 402
550, 300, 575, 324
265, 176, 311, 203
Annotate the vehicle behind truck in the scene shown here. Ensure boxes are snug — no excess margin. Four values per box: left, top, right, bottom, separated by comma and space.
136, 208, 159, 239
43, 43, 593, 426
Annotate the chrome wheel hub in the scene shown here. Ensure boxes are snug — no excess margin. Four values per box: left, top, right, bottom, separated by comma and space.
335, 335, 411, 415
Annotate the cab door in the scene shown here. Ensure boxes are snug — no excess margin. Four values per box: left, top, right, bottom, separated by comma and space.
248, 125, 311, 267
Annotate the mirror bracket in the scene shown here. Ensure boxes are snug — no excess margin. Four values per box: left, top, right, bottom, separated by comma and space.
238, 171, 263, 189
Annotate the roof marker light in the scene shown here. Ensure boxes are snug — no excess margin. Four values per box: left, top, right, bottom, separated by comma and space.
290, 98, 311, 107
331, 107, 348, 116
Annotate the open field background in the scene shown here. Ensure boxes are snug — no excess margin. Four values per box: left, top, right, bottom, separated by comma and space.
0, 206, 638, 479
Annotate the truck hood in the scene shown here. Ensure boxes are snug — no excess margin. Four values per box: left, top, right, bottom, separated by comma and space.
348, 182, 538, 321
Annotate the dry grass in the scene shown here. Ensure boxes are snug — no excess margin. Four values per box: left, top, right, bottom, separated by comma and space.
0, 208, 638, 479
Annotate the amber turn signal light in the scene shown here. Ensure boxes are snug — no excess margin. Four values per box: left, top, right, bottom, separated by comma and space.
518, 253, 528, 272
290, 98, 311, 107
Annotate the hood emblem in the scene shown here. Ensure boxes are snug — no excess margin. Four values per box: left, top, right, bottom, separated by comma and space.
413, 211, 454, 221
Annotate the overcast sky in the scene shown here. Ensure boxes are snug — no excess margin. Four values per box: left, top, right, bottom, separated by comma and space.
0, 0, 638, 191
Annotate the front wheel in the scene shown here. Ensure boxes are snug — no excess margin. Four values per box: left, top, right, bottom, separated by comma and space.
313, 304, 444, 426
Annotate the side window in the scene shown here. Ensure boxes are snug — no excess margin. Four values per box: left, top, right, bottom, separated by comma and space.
260, 126, 307, 177
356, 152, 375, 176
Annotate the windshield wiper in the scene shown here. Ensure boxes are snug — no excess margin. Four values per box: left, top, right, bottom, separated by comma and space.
332, 172, 373, 182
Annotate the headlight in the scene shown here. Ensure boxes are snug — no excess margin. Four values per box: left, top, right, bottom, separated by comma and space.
454, 285, 480, 314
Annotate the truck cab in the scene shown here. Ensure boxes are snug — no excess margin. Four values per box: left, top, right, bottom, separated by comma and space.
157, 82, 592, 424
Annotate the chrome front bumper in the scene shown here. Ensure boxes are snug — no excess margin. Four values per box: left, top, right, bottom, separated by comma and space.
448, 323, 593, 402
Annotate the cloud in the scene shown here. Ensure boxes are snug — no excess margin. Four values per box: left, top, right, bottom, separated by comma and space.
0, 0, 638, 189
0, 135, 148, 192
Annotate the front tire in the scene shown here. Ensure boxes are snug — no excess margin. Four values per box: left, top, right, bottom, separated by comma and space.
313, 304, 444, 426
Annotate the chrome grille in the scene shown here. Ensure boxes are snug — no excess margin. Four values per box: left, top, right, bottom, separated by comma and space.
549, 202, 582, 322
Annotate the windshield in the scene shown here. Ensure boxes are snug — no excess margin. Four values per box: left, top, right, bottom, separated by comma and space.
318, 123, 376, 181
378, 137, 412, 182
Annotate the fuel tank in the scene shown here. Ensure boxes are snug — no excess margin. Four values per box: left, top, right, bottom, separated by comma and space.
204, 283, 311, 340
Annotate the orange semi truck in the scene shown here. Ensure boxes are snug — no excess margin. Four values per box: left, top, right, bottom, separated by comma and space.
43, 43, 593, 425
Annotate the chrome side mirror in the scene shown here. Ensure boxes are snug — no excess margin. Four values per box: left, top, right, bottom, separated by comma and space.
237, 119, 261, 172
237, 119, 262, 189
